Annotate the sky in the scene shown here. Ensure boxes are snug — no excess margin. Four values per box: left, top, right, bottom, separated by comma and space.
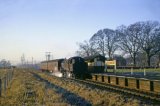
0, 0, 160, 64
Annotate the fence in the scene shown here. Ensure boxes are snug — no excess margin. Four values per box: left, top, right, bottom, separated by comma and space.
0, 69, 14, 97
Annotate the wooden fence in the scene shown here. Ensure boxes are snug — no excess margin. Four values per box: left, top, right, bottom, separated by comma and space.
0, 69, 14, 97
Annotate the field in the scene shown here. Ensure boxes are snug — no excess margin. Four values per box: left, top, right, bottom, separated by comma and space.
107, 68, 160, 80
0, 68, 159, 106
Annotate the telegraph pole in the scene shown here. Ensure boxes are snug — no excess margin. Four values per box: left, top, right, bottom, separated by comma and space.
26, 60, 29, 68
45, 52, 51, 71
21, 54, 25, 68
32, 57, 34, 68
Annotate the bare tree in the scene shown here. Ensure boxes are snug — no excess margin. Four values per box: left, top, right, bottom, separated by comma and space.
104, 29, 120, 59
76, 20, 160, 67
90, 28, 119, 59
138, 21, 160, 66
1, 59, 7, 68
76, 40, 98, 57
90, 30, 105, 56
117, 24, 141, 66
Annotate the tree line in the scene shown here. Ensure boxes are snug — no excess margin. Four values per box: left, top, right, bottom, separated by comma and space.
0, 59, 11, 68
76, 21, 160, 67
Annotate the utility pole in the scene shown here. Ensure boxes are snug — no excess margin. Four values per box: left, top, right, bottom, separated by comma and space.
51, 55, 53, 60
26, 60, 29, 69
34, 60, 37, 69
45, 52, 51, 71
32, 57, 34, 68
21, 54, 25, 68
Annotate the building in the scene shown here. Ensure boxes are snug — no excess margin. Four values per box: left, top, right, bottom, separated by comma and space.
84, 54, 106, 73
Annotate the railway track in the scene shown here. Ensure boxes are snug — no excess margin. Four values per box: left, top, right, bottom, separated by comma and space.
56, 76, 160, 104
31, 72, 160, 105
42, 72, 160, 103
22, 81, 38, 106
71, 78, 160, 103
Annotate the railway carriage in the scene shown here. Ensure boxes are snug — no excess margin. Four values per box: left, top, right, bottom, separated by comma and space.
40, 59, 64, 72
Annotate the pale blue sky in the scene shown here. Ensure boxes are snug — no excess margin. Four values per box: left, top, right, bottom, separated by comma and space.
0, 0, 160, 64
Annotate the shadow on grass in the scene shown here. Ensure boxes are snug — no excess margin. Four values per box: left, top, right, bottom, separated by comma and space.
32, 73, 92, 106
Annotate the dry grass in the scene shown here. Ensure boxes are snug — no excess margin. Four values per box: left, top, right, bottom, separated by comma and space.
0, 69, 7, 78
0, 69, 26, 105
0, 69, 69, 106
37, 72, 155, 106
0, 69, 157, 106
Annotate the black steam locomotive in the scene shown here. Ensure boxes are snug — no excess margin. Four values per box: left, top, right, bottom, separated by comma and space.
61, 57, 88, 79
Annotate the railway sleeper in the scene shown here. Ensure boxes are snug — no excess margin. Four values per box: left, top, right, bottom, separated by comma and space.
25, 91, 36, 98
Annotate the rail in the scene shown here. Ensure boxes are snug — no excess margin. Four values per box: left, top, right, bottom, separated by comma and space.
71, 78, 160, 102
40, 72, 160, 102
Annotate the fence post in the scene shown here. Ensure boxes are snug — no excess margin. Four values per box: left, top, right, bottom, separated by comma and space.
131, 68, 133, 76
8, 71, 11, 88
144, 68, 146, 76
0, 79, 2, 97
8, 72, 10, 82
6, 73, 8, 87
9, 71, 12, 81
11, 70, 13, 79
8, 72, 10, 85
4, 77, 6, 96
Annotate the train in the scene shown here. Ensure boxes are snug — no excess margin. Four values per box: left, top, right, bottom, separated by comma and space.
40, 55, 106, 79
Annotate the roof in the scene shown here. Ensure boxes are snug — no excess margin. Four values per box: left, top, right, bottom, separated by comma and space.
68, 56, 83, 60
84, 54, 106, 62
41, 59, 64, 63
68, 56, 84, 62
